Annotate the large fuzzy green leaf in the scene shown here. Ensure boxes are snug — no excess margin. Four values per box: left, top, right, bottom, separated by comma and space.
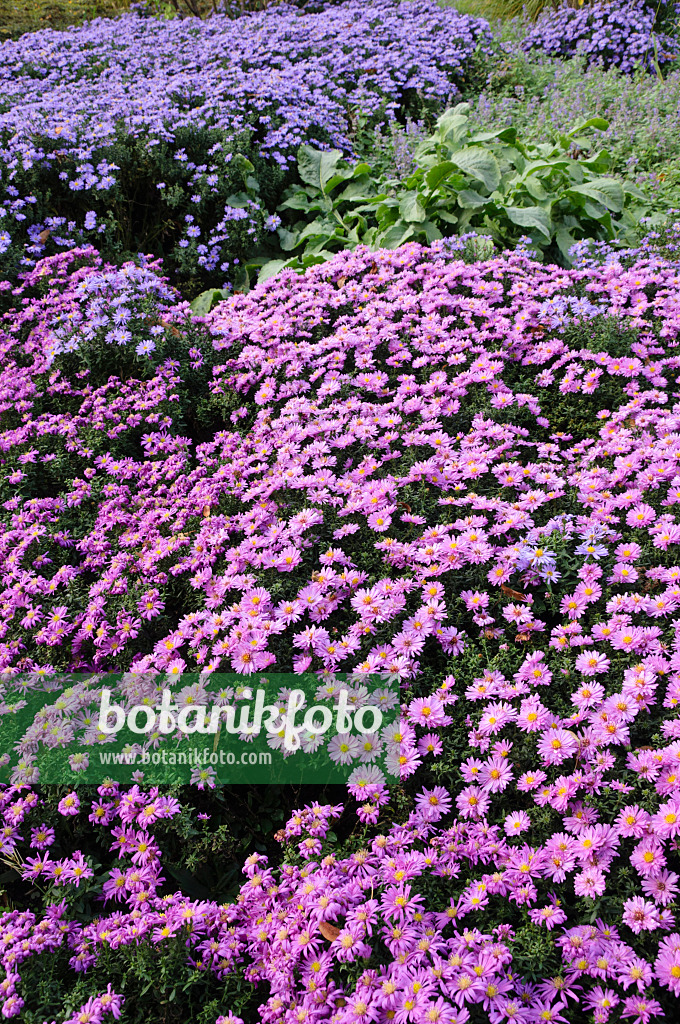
567, 178, 624, 213
448, 149, 501, 192
297, 145, 345, 193
505, 205, 552, 239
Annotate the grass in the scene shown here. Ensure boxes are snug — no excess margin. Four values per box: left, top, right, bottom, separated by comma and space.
0, 0, 130, 37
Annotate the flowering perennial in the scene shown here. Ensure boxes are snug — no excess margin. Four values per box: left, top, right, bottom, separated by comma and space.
521, 0, 678, 73
1, 232, 680, 1017
0, 0, 491, 283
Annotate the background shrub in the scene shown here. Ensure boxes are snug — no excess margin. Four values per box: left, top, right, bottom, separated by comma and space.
520, 0, 678, 72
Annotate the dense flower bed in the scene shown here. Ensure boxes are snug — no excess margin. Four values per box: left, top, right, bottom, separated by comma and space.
520, 0, 678, 73
3, 234, 680, 1019
0, 0, 491, 290
0, 0, 487, 161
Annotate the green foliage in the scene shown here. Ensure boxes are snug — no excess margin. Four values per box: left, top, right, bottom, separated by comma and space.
256, 104, 658, 280
464, 53, 680, 180
0, 0, 130, 39
190, 288, 232, 315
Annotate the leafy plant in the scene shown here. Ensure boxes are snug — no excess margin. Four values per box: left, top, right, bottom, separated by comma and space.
256, 104, 657, 280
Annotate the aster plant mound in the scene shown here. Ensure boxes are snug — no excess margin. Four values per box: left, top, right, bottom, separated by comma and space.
0, 0, 491, 293
520, 0, 679, 74
3, 236, 680, 1018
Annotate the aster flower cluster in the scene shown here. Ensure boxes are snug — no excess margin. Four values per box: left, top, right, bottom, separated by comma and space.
0, 0, 491, 288
0, 1, 487, 163
0, 769, 675, 1024
521, 0, 679, 74
8, 246, 181, 365
2, 232, 680, 1016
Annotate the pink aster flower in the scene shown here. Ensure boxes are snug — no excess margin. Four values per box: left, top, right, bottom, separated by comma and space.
583, 987, 619, 1014
622, 896, 660, 934
478, 701, 516, 735
574, 653, 610, 677
517, 696, 549, 732
455, 785, 489, 820
617, 804, 651, 839
642, 870, 679, 906
560, 594, 587, 619
631, 838, 667, 878
504, 810, 531, 836
654, 935, 680, 994
414, 786, 452, 822
620, 996, 664, 1024
517, 769, 547, 791
417, 733, 443, 757
480, 756, 513, 792
537, 728, 578, 766
626, 504, 656, 528
529, 900, 567, 930
407, 695, 449, 728
574, 867, 606, 898
58, 792, 80, 817
651, 798, 680, 839
367, 511, 392, 532
611, 627, 645, 653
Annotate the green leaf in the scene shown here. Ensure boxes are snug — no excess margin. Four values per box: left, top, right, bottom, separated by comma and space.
523, 175, 550, 202
376, 221, 416, 248
335, 177, 377, 203
583, 198, 608, 220
296, 219, 337, 244
300, 250, 336, 267
189, 288, 230, 316
469, 126, 517, 145
457, 189, 490, 209
224, 191, 252, 208
567, 116, 609, 136
505, 205, 552, 239
567, 178, 624, 213
232, 154, 255, 175
425, 161, 457, 191
422, 221, 443, 243
325, 171, 355, 193
399, 193, 428, 223
297, 145, 345, 194
577, 149, 611, 173
278, 227, 303, 252
233, 265, 250, 294
435, 109, 470, 143
258, 260, 289, 283
448, 148, 501, 192
279, 192, 315, 211
557, 226, 577, 264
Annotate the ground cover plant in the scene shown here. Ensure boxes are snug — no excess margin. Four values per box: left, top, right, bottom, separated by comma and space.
2, 0, 680, 1023
2, 227, 680, 1021
372, 5, 680, 226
